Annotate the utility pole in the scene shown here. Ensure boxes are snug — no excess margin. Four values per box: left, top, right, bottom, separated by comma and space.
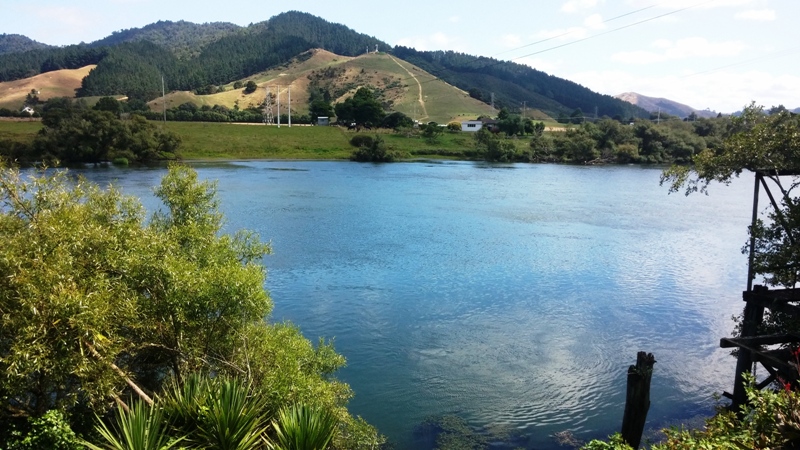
522, 101, 526, 118
277, 86, 281, 128
288, 86, 291, 127
491, 92, 495, 111
161, 75, 166, 124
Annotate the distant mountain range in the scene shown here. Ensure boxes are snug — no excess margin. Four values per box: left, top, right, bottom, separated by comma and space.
0, 12, 649, 119
615, 92, 718, 119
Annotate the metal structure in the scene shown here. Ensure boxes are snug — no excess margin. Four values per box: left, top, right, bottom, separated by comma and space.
722, 169, 800, 409
262, 86, 274, 125
262, 85, 291, 127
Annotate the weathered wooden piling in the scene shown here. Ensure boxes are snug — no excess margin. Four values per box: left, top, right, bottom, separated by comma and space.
621, 351, 656, 449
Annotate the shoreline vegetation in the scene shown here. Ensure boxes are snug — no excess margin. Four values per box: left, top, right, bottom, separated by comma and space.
0, 110, 728, 165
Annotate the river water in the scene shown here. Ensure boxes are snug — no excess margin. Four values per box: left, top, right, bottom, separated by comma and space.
76, 161, 753, 448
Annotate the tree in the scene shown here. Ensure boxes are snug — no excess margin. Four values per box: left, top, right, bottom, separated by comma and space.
308, 99, 334, 123
421, 121, 443, 144
34, 100, 181, 164
93, 96, 121, 115
381, 111, 413, 129
334, 87, 385, 126
0, 165, 382, 447
243, 80, 258, 94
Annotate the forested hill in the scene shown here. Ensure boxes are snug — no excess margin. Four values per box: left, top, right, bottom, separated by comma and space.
0, 34, 52, 55
89, 20, 242, 59
1, 11, 643, 117
392, 46, 649, 119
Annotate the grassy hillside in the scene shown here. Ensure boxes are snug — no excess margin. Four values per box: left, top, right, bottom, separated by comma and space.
149, 49, 502, 124
0, 66, 95, 110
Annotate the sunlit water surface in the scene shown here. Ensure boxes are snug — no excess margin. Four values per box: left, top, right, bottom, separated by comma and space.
76, 161, 753, 449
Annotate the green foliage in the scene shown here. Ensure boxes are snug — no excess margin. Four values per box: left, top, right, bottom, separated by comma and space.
349, 134, 374, 148
94, 96, 122, 114
581, 433, 632, 450
392, 46, 649, 119
33, 98, 181, 164
244, 80, 258, 94
4, 410, 83, 450
160, 375, 269, 450
84, 400, 181, 450
269, 404, 338, 450
585, 378, 800, 449
381, 111, 414, 130
422, 122, 443, 144
661, 104, 800, 289
350, 135, 400, 162
0, 163, 383, 448
335, 88, 385, 126
446, 121, 462, 132
663, 103, 800, 195
474, 128, 517, 162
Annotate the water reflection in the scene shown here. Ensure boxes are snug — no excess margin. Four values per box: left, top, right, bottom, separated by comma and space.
74, 161, 751, 449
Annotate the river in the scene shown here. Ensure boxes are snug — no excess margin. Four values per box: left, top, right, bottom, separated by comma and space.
76, 160, 753, 449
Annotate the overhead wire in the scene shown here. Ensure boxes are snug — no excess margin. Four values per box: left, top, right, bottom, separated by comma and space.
392, 0, 717, 91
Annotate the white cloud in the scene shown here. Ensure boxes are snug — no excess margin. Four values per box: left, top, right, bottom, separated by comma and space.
562, 0, 599, 13
735, 9, 776, 21
584, 13, 606, 30
612, 38, 747, 64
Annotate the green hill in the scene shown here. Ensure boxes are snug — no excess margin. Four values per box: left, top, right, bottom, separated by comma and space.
149, 49, 498, 124
0, 11, 643, 121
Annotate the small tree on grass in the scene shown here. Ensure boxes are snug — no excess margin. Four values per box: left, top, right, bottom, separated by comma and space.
243, 80, 258, 94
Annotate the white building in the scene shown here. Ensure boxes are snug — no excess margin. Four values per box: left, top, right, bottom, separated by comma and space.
461, 120, 483, 132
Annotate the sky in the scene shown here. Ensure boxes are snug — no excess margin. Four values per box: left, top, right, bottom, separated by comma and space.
2, 0, 799, 113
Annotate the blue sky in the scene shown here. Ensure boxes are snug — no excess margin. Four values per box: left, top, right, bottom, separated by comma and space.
3, 0, 798, 113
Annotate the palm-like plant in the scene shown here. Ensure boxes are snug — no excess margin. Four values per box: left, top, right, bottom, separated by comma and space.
197, 378, 270, 450
269, 404, 338, 450
161, 373, 270, 450
84, 399, 182, 450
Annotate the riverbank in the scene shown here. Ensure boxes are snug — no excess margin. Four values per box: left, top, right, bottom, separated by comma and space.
0, 120, 535, 161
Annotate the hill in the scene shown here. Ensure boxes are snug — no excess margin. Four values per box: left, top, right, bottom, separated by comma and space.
90, 20, 241, 59
616, 92, 717, 119
0, 34, 52, 55
148, 49, 497, 124
0, 11, 642, 121
392, 47, 649, 119
0, 66, 96, 110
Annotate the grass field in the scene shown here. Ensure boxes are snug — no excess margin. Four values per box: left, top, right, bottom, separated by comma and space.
0, 119, 539, 161
0, 66, 95, 110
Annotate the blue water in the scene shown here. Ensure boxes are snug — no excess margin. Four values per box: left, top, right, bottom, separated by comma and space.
77, 161, 753, 448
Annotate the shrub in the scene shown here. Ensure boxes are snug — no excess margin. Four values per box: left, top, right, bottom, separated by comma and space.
349, 135, 374, 148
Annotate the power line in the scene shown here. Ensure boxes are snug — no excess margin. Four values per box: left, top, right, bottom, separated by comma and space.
492, 2, 660, 58
396, 1, 714, 92
509, 0, 716, 61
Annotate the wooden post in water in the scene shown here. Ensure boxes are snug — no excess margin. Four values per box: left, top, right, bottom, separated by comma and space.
621, 352, 656, 449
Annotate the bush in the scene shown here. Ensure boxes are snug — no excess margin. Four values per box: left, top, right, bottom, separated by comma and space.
4, 410, 82, 450
447, 121, 462, 133
349, 135, 374, 148
351, 135, 402, 162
